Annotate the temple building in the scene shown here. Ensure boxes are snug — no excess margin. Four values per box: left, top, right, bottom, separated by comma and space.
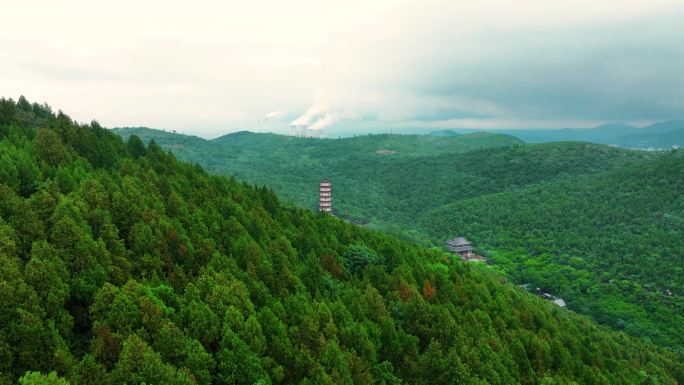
446, 236, 486, 262
319, 179, 332, 214
446, 237, 473, 256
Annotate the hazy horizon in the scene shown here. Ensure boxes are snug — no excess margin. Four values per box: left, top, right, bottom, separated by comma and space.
111, 119, 684, 141
3, 0, 683, 137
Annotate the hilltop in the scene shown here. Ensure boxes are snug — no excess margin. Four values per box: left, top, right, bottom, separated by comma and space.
115, 127, 522, 158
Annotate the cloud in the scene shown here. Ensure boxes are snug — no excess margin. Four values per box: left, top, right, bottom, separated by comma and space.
2, 0, 683, 136
300, 0, 684, 134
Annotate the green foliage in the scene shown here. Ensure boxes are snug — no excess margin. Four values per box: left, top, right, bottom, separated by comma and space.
110, 335, 194, 385
343, 244, 385, 275
418, 152, 684, 351
126, 135, 147, 158
19, 371, 70, 385
118, 126, 684, 352
0, 97, 682, 384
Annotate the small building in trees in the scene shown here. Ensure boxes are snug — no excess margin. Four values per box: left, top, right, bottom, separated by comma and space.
536, 289, 567, 308
446, 236, 486, 262
519, 285, 567, 308
446, 237, 472, 255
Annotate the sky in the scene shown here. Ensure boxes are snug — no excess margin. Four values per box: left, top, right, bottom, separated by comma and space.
2, 0, 683, 137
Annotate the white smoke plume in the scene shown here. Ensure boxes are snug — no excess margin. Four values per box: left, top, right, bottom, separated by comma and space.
309, 112, 344, 131
265, 110, 285, 120
291, 91, 346, 131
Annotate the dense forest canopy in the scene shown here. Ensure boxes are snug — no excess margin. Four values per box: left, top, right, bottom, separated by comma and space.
418, 153, 684, 350
2, 97, 683, 384
115, 127, 684, 352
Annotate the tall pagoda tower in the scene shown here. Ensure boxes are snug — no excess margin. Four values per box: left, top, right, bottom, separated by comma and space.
319, 179, 332, 214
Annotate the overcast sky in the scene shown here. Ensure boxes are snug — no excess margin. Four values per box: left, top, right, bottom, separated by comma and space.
3, 0, 683, 137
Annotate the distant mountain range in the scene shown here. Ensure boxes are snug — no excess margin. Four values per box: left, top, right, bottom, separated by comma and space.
483, 120, 684, 149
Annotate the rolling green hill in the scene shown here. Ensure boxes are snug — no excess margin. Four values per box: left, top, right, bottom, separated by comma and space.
3, 97, 684, 384
112, 127, 684, 352
114, 128, 526, 221
113, 128, 653, 223
114, 127, 523, 163
418, 152, 684, 350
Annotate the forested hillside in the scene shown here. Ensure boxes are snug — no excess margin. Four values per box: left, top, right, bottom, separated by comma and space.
113, 127, 684, 352
114, 128, 653, 224
114, 128, 527, 222
3, 97, 684, 384
418, 152, 684, 351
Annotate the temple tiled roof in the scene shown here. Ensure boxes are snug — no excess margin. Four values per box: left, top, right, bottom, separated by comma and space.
446, 237, 470, 246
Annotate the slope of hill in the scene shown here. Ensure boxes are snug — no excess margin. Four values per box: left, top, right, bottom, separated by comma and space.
418, 152, 684, 350
3, 97, 684, 384
111, 127, 684, 352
